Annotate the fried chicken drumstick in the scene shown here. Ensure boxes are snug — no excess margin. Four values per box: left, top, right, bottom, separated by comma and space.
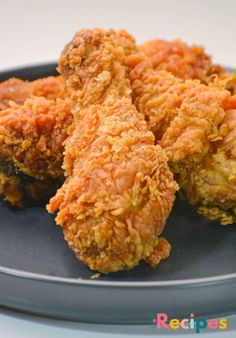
47, 29, 178, 273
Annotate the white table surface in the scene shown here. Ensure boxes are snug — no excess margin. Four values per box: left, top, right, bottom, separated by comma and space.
1, 306, 236, 338
0, 0, 236, 337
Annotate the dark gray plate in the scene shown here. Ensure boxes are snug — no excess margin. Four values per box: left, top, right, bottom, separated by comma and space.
0, 64, 236, 324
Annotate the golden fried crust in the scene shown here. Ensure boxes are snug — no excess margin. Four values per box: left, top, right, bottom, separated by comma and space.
30, 76, 67, 100
140, 39, 226, 81
176, 108, 236, 225
0, 78, 31, 110
0, 76, 66, 110
145, 237, 171, 268
58, 28, 135, 105
0, 76, 69, 207
48, 98, 177, 273
48, 28, 177, 273
125, 36, 236, 225
125, 53, 230, 160
0, 97, 72, 180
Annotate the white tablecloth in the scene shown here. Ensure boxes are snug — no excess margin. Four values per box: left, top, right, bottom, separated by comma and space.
1, 307, 236, 338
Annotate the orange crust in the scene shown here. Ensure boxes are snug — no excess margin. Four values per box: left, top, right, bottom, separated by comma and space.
0, 96, 72, 206
140, 39, 226, 81
0, 76, 66, 110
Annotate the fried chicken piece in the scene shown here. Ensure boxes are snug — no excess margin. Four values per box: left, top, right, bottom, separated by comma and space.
47, 28, 177, 273
140, 39, 227, 81
124, 40, 236, 225
132, 40, 236, 224
0, 75, 69, 207
0, 97, 72, 207
175, 96, 236, 225
133, 41, 236, 224
0, 76, 66, 110
0, 74, 69, 207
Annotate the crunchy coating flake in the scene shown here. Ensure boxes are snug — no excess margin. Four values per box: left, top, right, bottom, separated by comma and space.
47, 28, 177, 273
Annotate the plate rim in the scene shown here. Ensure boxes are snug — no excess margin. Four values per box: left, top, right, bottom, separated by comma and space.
1, 265, 236, 288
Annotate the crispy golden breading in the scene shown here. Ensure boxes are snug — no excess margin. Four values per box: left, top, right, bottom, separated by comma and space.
0, 97, 72, 207
47, 28, 178, 273
140, 39, 236, 96
0, 75, 69, 206
137, 41, 236, 223
124, 41, 236, 225
174, 100, 236, 225
140, 39, 226, 81
0, 76, 66, 110
125, 50, 230, 144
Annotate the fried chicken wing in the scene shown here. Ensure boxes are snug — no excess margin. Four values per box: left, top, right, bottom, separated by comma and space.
126, 40, 236, 224
135, 40, 236, 224
47, 29, 177, 273
0, 97, 72, 207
